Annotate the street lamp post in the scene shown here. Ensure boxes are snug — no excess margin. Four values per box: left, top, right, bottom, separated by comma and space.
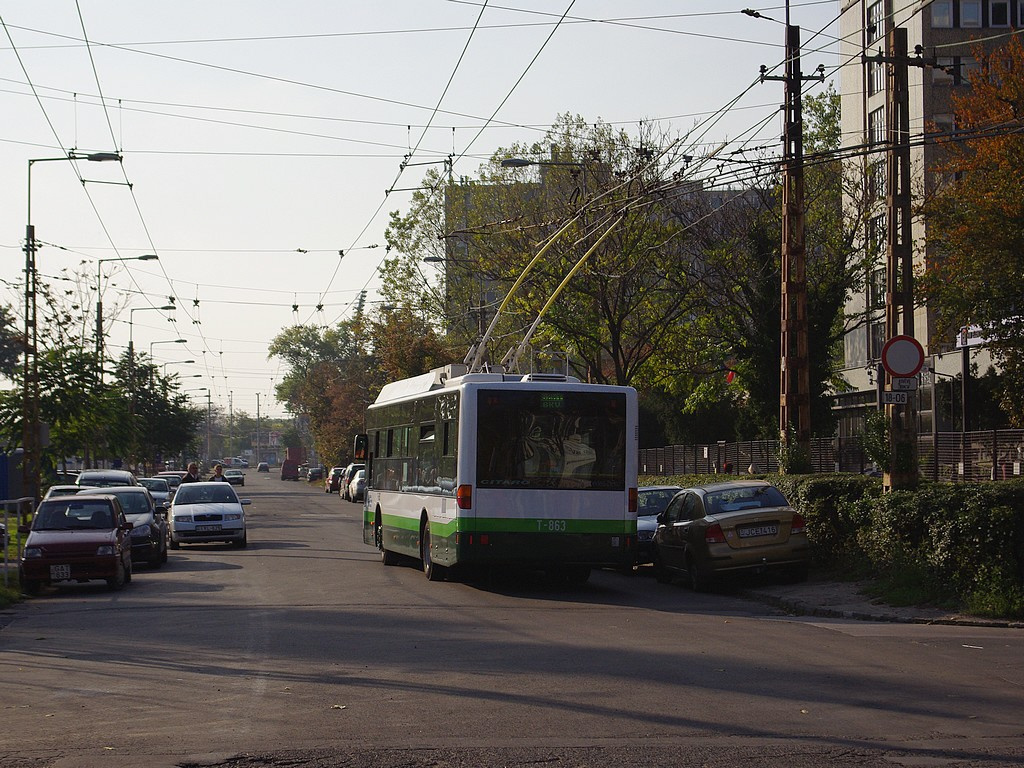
162, 360, 196, 376
185, 387, 210, 466
23, 151, 121, 503
96, 254, 159, 376
150, 338, 187, 360
129, 304, 175, 361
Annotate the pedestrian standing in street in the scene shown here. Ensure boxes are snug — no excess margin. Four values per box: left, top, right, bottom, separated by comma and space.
209, 463, 228, 482
180, 462, 201, 484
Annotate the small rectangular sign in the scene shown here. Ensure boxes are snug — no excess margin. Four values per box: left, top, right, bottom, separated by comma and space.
892, 377, 918, 391
882, 391, 909, 405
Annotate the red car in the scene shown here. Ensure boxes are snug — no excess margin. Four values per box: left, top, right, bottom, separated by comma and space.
19, 495, 133, 594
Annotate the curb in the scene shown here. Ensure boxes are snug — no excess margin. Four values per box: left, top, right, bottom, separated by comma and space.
744, 590, 1024, 629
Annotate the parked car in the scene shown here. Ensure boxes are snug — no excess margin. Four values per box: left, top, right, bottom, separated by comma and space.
306, 466, 324, 483
348, 469, 366, 503
635, 485, 682, 566
339, 463, 365, 501
76, 469, 138, 488
19, 495, 133, 593
653, 480, 809, 591
168, 481, 250, 549
280, 460, 300, 481
155, 471, 187, 492
42, 484, 87, 500
223, 457, 249, 468
257, 462, 270, 473
325, 466, 345, 493
223, 468, 245, 486
78, 486, 168, 568
137, 477, 173, 505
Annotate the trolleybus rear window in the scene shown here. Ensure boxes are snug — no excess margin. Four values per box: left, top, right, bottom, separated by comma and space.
476, 389, 626, 490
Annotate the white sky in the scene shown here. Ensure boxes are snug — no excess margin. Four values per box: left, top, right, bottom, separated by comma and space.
0, 1, 841, 419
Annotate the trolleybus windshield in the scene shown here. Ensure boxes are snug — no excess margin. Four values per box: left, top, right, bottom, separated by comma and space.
475, 389, 626, 490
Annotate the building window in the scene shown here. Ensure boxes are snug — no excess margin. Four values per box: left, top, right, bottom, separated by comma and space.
961, 56, 981, 84
868, 267, 887, 309
961, 0, 982, 27
867, 1, 886, 43
869, 321, 886, 360
867, 214, 887, 257
868, 59, 885, 95
932, 0, 953, 27
869, 158, 886, 200
868, 107, 886, 145
991, 0, 1010, 26
934, 57, 956, 84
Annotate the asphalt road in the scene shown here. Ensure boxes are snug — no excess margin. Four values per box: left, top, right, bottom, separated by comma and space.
1, 477, 1023, 768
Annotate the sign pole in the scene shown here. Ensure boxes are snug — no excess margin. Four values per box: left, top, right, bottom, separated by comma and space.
881, 335, 924, 491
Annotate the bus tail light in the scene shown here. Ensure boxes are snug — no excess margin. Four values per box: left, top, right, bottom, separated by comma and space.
456, 484, 473, 509
628, 487, 637, 515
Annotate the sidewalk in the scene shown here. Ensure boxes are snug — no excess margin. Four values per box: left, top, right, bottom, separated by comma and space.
743, 577, 1024, 628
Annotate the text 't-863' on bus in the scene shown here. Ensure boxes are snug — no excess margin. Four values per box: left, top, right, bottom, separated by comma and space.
357, 364, 639, 583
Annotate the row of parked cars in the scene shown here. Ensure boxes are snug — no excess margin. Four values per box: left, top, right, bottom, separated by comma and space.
18, 468, 251, 595
325, 463, 365, 502
636, 480, 809, 592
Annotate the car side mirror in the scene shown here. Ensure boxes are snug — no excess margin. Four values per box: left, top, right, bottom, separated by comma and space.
121, 522, 134, 531
240, 499, 251, 506
656, 512, 665, 526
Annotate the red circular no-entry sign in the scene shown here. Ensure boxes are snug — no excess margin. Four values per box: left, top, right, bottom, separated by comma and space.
881, 334, 925, 377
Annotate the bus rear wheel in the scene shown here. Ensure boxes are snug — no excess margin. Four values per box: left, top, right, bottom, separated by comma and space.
421, 524, 445, 581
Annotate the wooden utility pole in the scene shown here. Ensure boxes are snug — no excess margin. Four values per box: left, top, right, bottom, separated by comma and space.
763, 25, 821, 470
883, 27, 919, 490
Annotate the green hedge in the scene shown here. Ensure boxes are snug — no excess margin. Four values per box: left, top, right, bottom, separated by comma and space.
639, 473, 1024, 618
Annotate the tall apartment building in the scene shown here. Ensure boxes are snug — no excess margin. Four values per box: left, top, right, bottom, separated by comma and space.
835, 0, 1006, 436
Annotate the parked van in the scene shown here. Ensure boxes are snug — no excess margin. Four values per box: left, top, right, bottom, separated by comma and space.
280, 459, 300, 481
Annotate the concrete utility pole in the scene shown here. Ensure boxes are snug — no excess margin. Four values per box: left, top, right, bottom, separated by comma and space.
762, 24, 822, 470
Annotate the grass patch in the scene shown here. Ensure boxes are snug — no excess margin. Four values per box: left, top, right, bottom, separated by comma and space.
0, 581, 22, 609
861, 561, 960, 611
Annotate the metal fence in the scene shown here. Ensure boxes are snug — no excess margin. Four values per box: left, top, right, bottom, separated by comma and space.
639, 430, 1024, 483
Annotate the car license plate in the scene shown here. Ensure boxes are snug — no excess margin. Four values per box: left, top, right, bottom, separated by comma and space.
195, 524, 222, 532
738, 525, 778, 538
50, 564, 71, 579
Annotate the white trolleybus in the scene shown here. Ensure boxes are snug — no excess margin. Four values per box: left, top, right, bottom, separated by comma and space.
357, 363, 638, 582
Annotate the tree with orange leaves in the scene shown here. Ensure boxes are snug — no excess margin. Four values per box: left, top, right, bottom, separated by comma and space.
919, 36, 1024, 426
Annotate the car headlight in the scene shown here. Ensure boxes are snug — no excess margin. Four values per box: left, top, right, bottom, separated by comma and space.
173, 515, 192, 523
23, 546, 42, 559
131, 524, 151, 537
224, 513, 241, 521
96, 545, 115, 556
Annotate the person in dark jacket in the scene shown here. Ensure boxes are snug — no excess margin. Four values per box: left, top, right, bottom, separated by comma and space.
180, 462, 201, 484
209, 463, 228, 482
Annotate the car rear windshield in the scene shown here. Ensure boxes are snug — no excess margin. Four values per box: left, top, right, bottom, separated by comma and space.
705, 485, 790, 514
34, 501, 116, 530
637, 489, 679, 516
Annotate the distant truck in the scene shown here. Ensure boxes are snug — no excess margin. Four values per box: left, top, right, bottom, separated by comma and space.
280, 459, 300, 481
